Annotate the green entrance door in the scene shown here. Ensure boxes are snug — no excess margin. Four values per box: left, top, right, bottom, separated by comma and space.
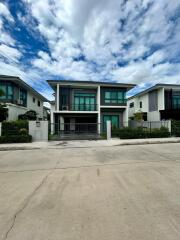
103, 115, 119, 131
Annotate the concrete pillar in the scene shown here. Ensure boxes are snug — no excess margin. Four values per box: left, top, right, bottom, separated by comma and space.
60, 116, 64, 131
106, 120, 111, 140
123, 108, 128, 127
97, 86, 101, 134
50, 111, 55, 134
0, 122, 2, 136
168, 120, 171, 133
70, 118, 75, 131
57, 84, 60, 111
29, 121, 48, 142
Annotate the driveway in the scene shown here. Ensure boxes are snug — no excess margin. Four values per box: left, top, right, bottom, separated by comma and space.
0, 143, 180, 240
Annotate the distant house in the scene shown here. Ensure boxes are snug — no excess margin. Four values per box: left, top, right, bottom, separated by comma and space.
47, 80, 135, 135
128, 84, 180, 121
0, 75, 48, 121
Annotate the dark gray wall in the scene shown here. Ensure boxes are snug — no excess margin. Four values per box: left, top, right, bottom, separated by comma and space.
148, 90, 158, 112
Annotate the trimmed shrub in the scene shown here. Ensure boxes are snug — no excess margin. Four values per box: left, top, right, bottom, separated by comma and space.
171, 120, 180, 137
112, 126, 170, 139
0, 134, 32, 144
2, 120, 28, 136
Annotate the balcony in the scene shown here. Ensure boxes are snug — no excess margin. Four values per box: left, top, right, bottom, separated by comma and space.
60, 104, 98, 111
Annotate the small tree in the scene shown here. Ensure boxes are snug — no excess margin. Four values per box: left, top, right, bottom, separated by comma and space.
18, 110, 37, 120
133, 111, 143, 122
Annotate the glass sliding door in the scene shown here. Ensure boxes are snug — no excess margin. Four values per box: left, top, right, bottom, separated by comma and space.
103, 115, 119, 131
74, 92, 96, 111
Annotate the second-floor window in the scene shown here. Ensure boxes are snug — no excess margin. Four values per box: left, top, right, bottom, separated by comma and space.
172, 94, 180, 109
74, 92, 96, 111
104, 91, 126, 104
20, 89, 27, 106
0, 82, 13, 100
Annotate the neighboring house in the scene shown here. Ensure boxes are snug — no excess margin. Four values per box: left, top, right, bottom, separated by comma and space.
43, 106, 50, 120
47, 80, 135, 134
128, 84, 180, 121
0, 75, 48, 121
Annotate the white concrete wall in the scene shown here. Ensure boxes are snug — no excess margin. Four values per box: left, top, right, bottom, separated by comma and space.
128, 87, 165, 121
128, 94, 148, 118
157, 88, 165, 111
147, 111, 160, 121
29, 121, 48, 142
7, 104, 27, 121
27, 92, 44, 119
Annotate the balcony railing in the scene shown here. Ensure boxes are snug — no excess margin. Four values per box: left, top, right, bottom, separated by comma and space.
60, 104, 98, 111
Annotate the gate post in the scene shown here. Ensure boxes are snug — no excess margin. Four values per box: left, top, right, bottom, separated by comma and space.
106, 120, 111, 140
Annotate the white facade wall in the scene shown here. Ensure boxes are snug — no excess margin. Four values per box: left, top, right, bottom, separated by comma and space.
7, 104, 27, 121
157, 88, 165, 111
147, 111, 160, 121
128, 87, 165, 121
27, 92, 44, 119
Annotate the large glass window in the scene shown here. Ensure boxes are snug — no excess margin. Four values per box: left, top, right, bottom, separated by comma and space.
104, 91, 126, 104
103, 115, 119, 131
0, 82, 13, 100
172, 94, 180, 109
20, 89, 27, 106
74, 92, 96, 111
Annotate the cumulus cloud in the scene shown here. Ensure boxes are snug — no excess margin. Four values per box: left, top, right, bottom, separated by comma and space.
0, 0, 180, 98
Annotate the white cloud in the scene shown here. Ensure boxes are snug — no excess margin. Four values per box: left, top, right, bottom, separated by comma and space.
0, 0, 179, 99
0, 2, 14, 22
0, 44, 22, 62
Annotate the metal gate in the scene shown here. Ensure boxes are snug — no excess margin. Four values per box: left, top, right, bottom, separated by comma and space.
49, 123, 101, 140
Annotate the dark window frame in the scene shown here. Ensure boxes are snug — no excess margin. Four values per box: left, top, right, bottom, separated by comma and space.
104, 90, 126, 104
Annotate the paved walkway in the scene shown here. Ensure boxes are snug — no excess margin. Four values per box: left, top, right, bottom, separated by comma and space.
0, 137, 180, 150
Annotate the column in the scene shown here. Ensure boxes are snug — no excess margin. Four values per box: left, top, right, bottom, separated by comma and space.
97, 86, 101, 134
57, 84, 60, 111
50, 111, 55, 134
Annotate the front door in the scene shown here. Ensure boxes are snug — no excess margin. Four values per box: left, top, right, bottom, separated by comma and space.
103, 115, 119, 131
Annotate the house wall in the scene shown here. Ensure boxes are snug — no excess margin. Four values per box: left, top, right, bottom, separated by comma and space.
7, 104, 27, 121
27, 92, 44, 119
128, 87, 165, 121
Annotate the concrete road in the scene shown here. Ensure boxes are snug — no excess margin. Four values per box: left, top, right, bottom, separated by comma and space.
0, 143, 180, 240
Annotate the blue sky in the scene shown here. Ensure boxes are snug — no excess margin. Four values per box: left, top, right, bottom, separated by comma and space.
0, 0, 180, 100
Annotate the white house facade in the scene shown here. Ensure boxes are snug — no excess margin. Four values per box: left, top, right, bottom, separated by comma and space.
128, 84, 180, 121
47, 80, 135, 135
0, 75, 48, 121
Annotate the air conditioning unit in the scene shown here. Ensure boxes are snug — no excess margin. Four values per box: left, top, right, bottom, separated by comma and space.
62, 105, 68, 110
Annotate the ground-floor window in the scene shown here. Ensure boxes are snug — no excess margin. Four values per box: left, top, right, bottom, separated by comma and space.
103, 115, 119, 131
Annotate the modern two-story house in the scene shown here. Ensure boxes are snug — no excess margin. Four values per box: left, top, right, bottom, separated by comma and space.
47, 80, 135, 135
0, 75, 48, 121
128, 84, 180, 121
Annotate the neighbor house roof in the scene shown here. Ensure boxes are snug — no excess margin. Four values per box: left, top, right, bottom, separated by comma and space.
47, 79, 136, 90
0, 75, 48, 102
128, 83, 180, 100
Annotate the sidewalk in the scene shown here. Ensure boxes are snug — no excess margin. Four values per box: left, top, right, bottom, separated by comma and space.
0, 137, 180, 151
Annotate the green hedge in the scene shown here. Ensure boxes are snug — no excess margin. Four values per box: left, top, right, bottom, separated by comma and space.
171, 121, 180, 137
112, 127, 170, 139
2, 120, 28, 136
0, 134, 32, 144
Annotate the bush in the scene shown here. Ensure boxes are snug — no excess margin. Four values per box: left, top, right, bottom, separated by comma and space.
112, 126, 170, 139
0, 134, 32, 144
2, 120, 28, 136
18, 110, 37, 120
171, 120, 180, 137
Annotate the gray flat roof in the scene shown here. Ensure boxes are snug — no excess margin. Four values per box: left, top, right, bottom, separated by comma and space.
0, 75, 48, 102
128, 83, 180, 100
47, 79, 136, 90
